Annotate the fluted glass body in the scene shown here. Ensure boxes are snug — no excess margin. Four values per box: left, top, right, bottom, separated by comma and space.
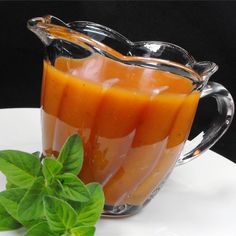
28, 16, 234, 217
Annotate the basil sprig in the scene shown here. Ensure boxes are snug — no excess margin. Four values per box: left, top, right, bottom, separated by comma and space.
0, 134, 104, 236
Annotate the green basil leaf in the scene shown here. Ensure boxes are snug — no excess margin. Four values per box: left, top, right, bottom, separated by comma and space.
71, 226, 95, 236
24, 221, 57, 236
18, 177, 45, 221
5, 179, 18, 189
61, 233, 71, 236
22, 220, 41, 230
57, 173, 90, 202
0, 203, 21, 231
43, 158, 63, 182
43, 195, 78, 233
58, 134, 83, 175
0, 188, 27, 220
67, 200, 81, 213
0, 150, 41, 188
77, 183, 104, 226
46, 178, 64, 197
0, 188, 39, 228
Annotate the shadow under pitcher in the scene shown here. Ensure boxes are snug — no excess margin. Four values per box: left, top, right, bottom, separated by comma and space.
28, 15, 234, 217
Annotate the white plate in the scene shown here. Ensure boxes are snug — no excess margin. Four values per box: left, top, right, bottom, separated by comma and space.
0, 108, 236, 236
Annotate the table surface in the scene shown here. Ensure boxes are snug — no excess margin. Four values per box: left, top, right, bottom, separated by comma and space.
0, 108, 235, 236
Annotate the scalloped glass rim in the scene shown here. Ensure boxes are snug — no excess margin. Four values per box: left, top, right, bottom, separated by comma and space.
27, 15, 218, 90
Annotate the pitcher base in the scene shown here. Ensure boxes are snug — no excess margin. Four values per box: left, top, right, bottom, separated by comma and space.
102, 204, 142, 218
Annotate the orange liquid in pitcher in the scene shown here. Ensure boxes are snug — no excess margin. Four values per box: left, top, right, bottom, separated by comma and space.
42, 54, 200, 206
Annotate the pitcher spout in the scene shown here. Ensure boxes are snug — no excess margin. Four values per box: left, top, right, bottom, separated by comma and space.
27, 15, 67, 45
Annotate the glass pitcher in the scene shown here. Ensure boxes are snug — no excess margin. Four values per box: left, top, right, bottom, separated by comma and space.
28, 15, 234, 217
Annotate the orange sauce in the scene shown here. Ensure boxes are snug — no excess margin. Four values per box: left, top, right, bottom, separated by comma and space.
42, 54, 200, 205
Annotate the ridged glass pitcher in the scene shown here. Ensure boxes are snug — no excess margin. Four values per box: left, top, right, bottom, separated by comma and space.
28, 15, 234, 217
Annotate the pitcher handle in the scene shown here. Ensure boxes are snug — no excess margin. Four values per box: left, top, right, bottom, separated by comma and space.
176, 81, 234, 165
